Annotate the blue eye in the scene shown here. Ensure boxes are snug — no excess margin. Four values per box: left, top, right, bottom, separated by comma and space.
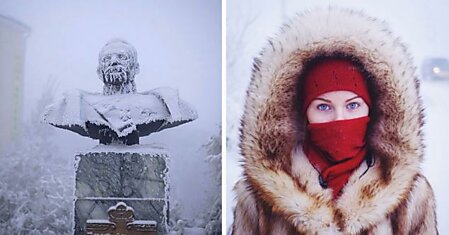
346, 102, 360, 110
317, 104, 331, 111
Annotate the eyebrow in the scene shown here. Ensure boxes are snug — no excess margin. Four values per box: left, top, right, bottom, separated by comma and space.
345, 96, 361, 102
313, 97, 331, 103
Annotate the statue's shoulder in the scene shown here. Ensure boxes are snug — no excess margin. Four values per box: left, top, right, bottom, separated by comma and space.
57, 89, 102, 103
140, 87, 179, 97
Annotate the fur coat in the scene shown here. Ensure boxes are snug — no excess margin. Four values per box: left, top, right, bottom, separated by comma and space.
232, 8, 438, 235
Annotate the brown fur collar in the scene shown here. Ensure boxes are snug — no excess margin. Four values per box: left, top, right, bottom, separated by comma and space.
239, 8, 425, 234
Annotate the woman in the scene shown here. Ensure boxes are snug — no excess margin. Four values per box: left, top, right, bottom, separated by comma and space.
232, 8, 438, 234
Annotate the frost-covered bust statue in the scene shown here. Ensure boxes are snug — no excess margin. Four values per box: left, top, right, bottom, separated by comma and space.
98, 39, 139, 95
42, 39, 197, 145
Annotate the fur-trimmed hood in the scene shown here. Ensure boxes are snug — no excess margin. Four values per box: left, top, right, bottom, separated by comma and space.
236, 8, 436, 234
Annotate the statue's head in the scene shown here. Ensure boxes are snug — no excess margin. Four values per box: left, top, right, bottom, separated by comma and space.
97, 39, 140, 95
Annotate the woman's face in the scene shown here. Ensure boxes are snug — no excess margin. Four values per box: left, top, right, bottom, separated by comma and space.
306, 90, 369, 124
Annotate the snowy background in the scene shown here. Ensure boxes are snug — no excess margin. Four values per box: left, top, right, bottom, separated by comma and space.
0, 0, 221, 234
226, 0, 449, 233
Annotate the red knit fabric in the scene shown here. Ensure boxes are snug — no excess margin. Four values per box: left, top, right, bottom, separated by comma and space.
302, 58, 371, 113
304, 116, 369, 199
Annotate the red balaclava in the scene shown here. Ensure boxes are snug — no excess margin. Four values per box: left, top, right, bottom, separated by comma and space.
301, 58, 372, 199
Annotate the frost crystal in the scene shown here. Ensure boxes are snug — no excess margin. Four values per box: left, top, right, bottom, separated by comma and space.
97, 39, 139, 95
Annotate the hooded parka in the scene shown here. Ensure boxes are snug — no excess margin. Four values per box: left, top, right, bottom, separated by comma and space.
232, 8, 438, 235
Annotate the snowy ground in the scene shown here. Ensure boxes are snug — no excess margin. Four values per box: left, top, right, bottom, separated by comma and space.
420, 81, 449, 234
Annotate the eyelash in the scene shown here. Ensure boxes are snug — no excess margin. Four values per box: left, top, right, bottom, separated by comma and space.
317, 104, 331, 111
316, 102, 360, 111
346, 102, 360, 110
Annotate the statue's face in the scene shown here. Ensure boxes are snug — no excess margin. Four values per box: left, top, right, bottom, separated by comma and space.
97, 40, 139, 86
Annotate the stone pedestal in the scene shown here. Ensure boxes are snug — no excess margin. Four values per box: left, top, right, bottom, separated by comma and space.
74, 145, 169, 234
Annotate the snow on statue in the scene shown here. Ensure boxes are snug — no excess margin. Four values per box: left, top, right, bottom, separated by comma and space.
42, 39, 197, 145
98, 39, 140, 95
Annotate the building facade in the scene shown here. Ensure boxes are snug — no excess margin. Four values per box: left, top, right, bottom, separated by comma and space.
0, 16, 30, 152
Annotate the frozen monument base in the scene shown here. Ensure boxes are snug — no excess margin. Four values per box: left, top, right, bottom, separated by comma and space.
74, 145, 169, 234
